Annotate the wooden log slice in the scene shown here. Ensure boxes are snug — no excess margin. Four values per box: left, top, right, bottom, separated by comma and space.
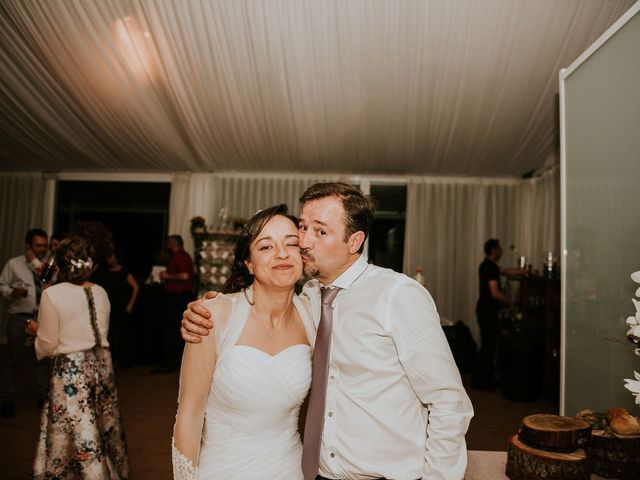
588, 429, 640, 480
506, 434, 590, 480
519, 414, 591, 451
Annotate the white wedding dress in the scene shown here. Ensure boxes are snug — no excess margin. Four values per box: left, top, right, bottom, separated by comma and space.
198, 343, 311, 478
173, 288, 314, 480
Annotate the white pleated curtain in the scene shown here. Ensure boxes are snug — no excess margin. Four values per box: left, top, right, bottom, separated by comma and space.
0, 173, 47, 343
167, 169, 558, 340
169, 172, 344, 255
0, 173, 46, 272
404, 168, 559, 341
0, 168, 558, 343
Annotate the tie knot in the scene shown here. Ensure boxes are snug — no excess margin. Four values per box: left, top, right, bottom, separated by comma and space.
321, 286, 340, 306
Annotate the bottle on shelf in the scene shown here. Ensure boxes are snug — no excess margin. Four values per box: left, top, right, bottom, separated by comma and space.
412, 267, 425, 286
509, 244, 520, 267
544, 251, 556, 279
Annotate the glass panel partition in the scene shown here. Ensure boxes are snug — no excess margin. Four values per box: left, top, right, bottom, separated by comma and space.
561, 7, 640, 414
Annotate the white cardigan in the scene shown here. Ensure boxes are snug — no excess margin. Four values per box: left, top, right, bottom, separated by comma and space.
35, 282, 110, 360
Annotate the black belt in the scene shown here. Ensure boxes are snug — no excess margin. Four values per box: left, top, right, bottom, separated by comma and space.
10, 312, 32, 316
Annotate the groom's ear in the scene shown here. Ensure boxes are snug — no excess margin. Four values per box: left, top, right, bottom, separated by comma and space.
348, 231, 365, 254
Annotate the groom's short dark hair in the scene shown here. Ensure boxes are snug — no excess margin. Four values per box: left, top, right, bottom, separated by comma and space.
300, 182, 375, 253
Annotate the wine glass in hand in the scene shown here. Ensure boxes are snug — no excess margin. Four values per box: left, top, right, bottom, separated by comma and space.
12, 280, 29, 298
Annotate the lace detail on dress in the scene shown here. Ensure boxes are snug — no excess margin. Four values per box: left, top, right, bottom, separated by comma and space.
172, 437, 198, 480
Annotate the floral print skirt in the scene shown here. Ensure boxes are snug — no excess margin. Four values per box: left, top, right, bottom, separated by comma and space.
33, 346, 129, 479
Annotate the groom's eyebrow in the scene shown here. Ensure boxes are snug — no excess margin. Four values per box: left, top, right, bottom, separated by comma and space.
299, 216, 328, 227
308, 219, 328, 227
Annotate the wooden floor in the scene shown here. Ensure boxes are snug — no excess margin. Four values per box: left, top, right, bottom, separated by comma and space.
0, 352, 556, 479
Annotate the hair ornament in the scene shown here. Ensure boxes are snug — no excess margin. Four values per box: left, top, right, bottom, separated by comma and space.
69, 257, 93, 272
241, 209, 266, 234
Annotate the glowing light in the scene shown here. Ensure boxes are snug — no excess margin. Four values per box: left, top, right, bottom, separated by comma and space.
114, 17, 154, 83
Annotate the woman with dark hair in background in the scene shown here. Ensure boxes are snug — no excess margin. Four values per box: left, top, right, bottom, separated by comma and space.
104, 249, 139, 368
172, 204, 314, 480
26, 236, 129, 479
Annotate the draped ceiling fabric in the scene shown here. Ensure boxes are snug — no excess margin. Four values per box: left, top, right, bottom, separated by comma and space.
0, 0, 635, 176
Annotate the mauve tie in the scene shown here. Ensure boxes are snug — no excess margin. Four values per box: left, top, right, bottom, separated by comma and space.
301, 286, 341, 480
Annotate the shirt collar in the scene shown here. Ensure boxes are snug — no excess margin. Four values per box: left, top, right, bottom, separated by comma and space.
324, 254, 369, 290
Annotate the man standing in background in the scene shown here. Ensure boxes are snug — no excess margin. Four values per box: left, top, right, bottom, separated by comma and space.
471, 238, 514, 391
0, 228, 50, 417
152, 235, 193, 374
28, 232, 61, 285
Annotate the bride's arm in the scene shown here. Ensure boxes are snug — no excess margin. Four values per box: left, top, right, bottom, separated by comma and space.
173, 310, 218, 479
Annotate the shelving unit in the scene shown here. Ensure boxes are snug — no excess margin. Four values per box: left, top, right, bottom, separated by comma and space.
192, 230, 240, 296
501, 274, 561, 403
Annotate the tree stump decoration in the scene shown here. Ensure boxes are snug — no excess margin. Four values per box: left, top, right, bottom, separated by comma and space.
506, 435, 590, 480
587, 429, 640, 480
519, 414, 591, 451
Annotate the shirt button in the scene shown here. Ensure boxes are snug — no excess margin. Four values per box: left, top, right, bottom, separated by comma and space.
328, 412, 333, 417
330, 453, 335, 458
329, 375, 335, 380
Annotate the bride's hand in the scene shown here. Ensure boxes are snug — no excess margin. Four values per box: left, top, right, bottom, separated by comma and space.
181, 291, 217, 343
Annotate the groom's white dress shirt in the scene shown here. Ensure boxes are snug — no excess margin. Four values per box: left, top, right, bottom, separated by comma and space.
302, 255, 473, 480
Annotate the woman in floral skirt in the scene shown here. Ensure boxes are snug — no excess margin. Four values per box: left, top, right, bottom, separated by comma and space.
26, 235, 129, 479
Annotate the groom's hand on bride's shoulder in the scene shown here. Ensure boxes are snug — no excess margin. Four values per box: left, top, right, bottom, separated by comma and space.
181, 291, 218, 343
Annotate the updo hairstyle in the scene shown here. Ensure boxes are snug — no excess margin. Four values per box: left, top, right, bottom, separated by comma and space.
56, 236, 96, 285
69, 220, 114, 266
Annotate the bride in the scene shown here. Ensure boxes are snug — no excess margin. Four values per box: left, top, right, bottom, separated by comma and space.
172, 205, 314, 479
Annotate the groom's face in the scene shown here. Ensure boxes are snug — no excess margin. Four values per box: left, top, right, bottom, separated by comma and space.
298, 196, 352, 285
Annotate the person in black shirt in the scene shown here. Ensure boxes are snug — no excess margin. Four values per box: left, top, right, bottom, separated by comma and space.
471, 238, 512, 391
103, 250, 139, 368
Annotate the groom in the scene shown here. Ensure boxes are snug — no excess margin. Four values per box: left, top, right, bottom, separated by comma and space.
181, 182, 473, 480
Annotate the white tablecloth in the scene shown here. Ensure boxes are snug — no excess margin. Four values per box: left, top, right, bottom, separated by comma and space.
465, 450, 509, 479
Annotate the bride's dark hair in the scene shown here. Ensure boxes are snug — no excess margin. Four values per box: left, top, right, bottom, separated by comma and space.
222, 204, 298, 294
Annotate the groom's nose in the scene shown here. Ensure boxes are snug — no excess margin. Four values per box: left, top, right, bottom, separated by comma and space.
298, 231, 311, 250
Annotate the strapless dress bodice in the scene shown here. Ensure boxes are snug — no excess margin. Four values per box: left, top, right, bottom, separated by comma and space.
197, 343, 312, 479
